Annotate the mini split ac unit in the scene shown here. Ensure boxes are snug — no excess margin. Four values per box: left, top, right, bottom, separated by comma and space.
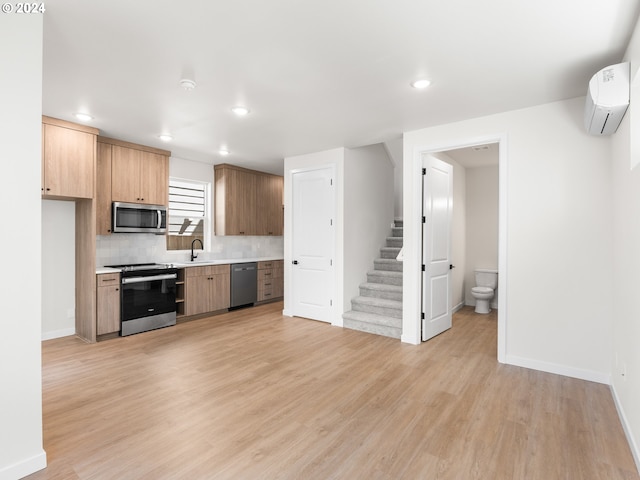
584, 62, 630, 135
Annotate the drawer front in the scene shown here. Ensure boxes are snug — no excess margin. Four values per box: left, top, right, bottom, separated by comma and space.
186, 264, 230, 277
258, 269, 274, 282
258, 260, 283, 270
97, 272, 120, 285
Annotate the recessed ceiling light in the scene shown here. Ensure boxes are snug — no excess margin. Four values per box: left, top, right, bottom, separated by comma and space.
159, 134, 173, 142
411, 79, 431, 89
231, 106, 250, 116
73, 112, 93, 121
179, 79, 197, 90
218, 148, 230, 156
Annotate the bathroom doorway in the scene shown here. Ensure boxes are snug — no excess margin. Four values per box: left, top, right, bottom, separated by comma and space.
410, 135, 506, 362
442, 143, 499, 314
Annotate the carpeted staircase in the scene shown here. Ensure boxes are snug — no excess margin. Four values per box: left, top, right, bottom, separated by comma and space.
343, 220, 403, 339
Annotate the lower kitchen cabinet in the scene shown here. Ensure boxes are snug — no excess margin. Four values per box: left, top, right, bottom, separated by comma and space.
257, 260, 283, 302
96, 273, 121, 335
185, 265, 230, 316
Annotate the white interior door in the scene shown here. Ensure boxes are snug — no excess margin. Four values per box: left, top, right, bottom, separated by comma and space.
422, 155, 453, 341
291, 167, 335, 322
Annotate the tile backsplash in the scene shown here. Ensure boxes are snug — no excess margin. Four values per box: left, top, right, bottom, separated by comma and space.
96, 234, 284, 267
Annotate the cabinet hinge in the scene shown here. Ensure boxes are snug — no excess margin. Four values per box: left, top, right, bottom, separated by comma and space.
421, 312, 425, 320
422, 168, 426, 175
330, 178, 333, 186
422, 216, 426, 223
422, 264, 426, 272
330, 299, 333, 306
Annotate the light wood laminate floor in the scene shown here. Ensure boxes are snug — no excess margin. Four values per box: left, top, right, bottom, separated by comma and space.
28, 303, 639, 479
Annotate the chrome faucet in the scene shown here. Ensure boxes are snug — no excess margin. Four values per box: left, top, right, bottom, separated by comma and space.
190, 238, 204, 262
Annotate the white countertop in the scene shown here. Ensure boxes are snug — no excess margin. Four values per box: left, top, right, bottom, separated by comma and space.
96, 257, 283, 275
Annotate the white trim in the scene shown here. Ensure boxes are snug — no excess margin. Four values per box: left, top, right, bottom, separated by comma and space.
610, 383, 640, 474
282, 309, 293, 317
41, 327, 75, 341
402, 133, 508, 364
506, 354, 611, 385
452, 301, 465, 313
0, 450, 47, 480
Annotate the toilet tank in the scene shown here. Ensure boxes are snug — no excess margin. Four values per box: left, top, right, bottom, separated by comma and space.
475, 269, 498, 289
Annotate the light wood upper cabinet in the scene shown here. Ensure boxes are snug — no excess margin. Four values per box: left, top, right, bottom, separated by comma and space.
96, 142, 113, 235
214, 164, 283, 236
111, 145, 168, 205
96, 137, 170, 234
139, 151, 168, 205
256, 174, 284, 236
42, 116, 98, 199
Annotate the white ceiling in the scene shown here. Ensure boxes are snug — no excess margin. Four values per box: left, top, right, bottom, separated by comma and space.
445, 143, 499, 169
42, 0, 640, 175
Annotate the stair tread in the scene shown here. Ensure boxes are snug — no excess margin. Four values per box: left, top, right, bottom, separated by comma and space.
368, 269, 402, 276
352, 295, 402, 308
360, 282, 402, 292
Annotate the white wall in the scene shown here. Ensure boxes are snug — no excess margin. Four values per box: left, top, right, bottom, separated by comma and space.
383, 138, 403, 219
0, 13, 47, 480
283, 148, 345, 322
610, 16, 640, 471
464, 166, 499, 307
41, 200, 76, 339
343, 144, 395, 315
403, 97, 613, 383
435, 152, 467, 310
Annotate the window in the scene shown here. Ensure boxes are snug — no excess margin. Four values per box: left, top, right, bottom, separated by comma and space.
166, 178, 208, 251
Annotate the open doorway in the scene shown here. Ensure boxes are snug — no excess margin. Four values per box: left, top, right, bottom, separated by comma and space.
405, 135, 507, 363
441, 143, 499, 314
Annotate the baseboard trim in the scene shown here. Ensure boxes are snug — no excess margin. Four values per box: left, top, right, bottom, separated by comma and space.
0, 449, 47, 480
505, 354, 611, 385
41, 327, 75, 341
452, 302, 465, 313
610, 383, 640, 475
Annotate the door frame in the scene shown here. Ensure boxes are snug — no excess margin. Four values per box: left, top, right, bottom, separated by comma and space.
403, 133, 508, 364
284, 163, 339, 325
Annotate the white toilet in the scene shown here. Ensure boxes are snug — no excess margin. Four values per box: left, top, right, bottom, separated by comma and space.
471, 269, 498, 314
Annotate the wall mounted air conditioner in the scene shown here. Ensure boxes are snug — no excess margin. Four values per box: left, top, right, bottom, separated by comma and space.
584, 62, 630, 135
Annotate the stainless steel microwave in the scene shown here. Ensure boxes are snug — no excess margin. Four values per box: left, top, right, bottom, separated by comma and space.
112, 202, 167, 234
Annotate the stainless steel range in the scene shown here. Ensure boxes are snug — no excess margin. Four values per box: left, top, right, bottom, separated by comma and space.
105, 263, 178, 336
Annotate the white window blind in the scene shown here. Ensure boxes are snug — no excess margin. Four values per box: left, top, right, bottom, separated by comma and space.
168, 179, 206, 236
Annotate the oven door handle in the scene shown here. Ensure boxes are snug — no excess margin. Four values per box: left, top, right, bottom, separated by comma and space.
122, 273, 177, 284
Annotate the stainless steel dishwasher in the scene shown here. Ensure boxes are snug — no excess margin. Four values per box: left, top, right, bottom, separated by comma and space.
230, 262, 257, 308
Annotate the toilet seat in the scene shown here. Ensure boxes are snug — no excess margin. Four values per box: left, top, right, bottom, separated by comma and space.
471, 286, 493, 295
